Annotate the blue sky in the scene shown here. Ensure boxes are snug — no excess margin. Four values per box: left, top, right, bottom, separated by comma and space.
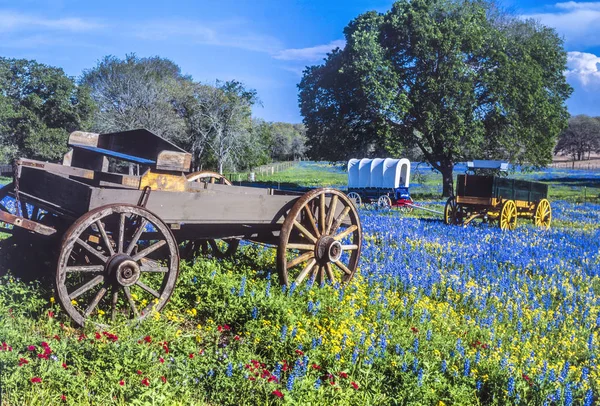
1, 0, 599, 123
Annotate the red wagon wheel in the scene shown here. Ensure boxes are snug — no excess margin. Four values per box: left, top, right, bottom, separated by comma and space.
277, 189, 362, 287
55, 204, 179, 326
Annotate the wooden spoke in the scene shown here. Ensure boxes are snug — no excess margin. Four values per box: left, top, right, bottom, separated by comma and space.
118, 213, 125, 253
294, 258, 317, 285
287, 251, 315, 269
286, 243, 315, 251
293, 220, 318, 243
318, 266, 324, 285
136, 280, 160, 298
76, 238, 108, 263
325, 263, 335, 283
330, 206, 351, 234
334, 260, 353, 275
341, 244, 359, 250
132, 240, 166, 261
95, 220, 115, 257
140, 258, 168, 273
123, 286, 139, 317
303, 206, 320, 237
319, 194, 326, 234
325, 195, 338, 235
334, 224, 358, 241
69, 275, 104, 300
111, 289, 119, 321
125, 218, 149, 255
84, 285, 107, 316
66, 265, 105, 273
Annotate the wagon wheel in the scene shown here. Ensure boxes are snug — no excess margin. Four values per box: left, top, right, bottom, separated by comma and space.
277, 188, 362, 287
533, 199, 551, 229
347, 192, 362, 208
377, 195, 392, 209
55, 204, 179, 326
182, 172, 239, 260
186, 170, 232, 185
444, 197, 460, 225
499, 200, 517, 231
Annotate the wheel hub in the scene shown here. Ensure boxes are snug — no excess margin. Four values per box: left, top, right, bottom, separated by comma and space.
315, 236, 343, 264
107, 254, 141, 287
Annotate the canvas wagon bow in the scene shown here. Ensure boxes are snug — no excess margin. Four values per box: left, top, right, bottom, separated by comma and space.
0, 129, 362, 326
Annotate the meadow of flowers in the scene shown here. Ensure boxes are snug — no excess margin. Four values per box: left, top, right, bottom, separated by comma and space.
0, 168, 600, 405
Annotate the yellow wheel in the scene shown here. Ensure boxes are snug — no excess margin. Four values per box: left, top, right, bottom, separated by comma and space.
499, 200, 517, 230
444, 197, 459, 225
533, 199, 551, 229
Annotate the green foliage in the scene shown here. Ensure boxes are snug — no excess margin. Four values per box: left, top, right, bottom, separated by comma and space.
0, 58, 95, 161
298, 0, 572, 196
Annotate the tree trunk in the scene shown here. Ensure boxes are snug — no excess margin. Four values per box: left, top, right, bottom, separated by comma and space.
441, 163, 454, 197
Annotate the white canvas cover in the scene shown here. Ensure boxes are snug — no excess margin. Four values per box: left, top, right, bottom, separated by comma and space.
347, 159, 360, 188
348, 158, 411, 189
369, 158, 385, 188
358, 159, 372, 187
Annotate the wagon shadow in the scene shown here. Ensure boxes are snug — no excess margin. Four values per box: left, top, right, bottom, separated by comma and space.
0, 234, 57, 284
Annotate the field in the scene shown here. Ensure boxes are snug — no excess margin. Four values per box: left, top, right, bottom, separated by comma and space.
0, 164, 599, 405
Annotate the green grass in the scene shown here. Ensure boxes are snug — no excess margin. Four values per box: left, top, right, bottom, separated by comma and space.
0, 176, 11, 184
256, 162, 346, 187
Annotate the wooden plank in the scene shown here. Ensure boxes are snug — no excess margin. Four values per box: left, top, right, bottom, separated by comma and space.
88, 187, 299, 224
18, 158, 95, 180
156, 150, 192, 172
18, 167, 92, 216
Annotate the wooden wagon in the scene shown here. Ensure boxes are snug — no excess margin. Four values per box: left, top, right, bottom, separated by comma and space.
0, 129, 362, 326
443, 161, 551, 230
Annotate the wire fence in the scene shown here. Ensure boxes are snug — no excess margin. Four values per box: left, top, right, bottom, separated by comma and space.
224, 160, 298, 183
549, 161, 600, 171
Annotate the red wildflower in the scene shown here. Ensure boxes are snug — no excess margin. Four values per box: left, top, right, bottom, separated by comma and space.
249, 377, 256, 381
48, 311, 54, 318
522, 373, 533, 386
18, 358, 29, 366
77, 334, 86, 341
223, 324, 231, 331
217, 325, 222, 332
119, 380, 125, 386
61, 394, 66, 401
53, 335, 61, 341
328, 373, 336, 385
103, 332, 118, 342
141, 377, 150, 387
94, 332, 101, 340
311, 363, 321, 370
62, 363, 68, 369
30, 377, 42, 384
144, 335, 152, 343
136, 370, 142, 375
295, 349, 304, 356
234, 335, 241, 341
159, 357, 165, 364
351, 381, 359, 390
161, 376, 167, 383
1, 342, 12, 351
162, 342, 170, 353
189, 353, 194, 359
339, 371, 349, 379
271, 390, 284, 398
268, 375, 278, 383
411, 327, 419, 334
27, 345, 36, 351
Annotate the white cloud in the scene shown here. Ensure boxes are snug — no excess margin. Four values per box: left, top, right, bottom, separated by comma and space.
555, 1, 600, 10
0, 10, 103, 33
565, 51, 600, 88
522, 2, 600, 47
273, 40, 345, 62
133, 19, 283, 54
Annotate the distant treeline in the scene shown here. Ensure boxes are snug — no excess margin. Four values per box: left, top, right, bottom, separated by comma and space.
0, 54, 306, 173
555, 115, 600, 162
